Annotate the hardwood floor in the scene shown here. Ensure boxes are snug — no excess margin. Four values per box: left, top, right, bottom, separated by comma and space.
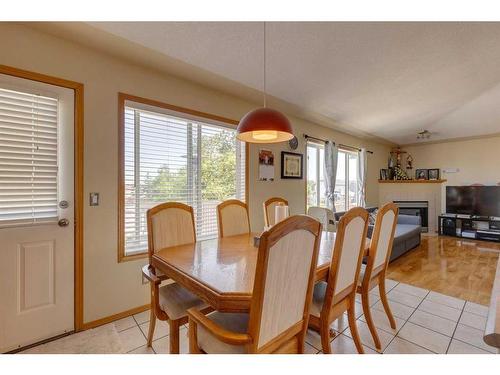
387, 235, 500, 305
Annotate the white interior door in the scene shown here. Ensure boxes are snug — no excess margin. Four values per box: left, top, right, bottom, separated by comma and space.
0, 74, 75, 352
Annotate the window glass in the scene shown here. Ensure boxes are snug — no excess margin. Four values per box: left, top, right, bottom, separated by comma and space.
306, 143, 360, 213
123, 105, 245, 255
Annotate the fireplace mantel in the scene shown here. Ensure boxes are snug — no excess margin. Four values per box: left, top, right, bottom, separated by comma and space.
378, 179, 447, 184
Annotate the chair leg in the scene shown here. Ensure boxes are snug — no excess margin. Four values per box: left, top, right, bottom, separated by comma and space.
361, 289, 381, 351
320, 317, 332, 354
169, 320, 180, 354
147, 309, 156, 347
188, 319, 201, 354
347, 297, 364, 354
297, 332, 305, 354
378, 276, 396, 329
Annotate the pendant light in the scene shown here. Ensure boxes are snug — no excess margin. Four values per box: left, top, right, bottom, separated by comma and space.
236, 23, 294, 143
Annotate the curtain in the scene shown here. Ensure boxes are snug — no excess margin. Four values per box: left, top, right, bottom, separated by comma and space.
357, 148, 367, 207
324, 141, 338, 211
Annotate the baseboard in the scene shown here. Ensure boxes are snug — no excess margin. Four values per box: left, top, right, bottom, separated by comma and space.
81, 304, 150, 331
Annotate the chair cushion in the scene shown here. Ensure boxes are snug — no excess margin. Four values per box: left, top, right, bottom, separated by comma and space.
158, 283, 208, 321
310, 281, 328, 317
197, 312, 249, 354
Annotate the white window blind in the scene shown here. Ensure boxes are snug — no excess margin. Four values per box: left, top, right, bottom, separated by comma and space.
0, 87, 58, 228
124, 104, 246, 255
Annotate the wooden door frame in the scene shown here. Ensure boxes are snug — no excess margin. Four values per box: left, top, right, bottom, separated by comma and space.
0, 64, 85, 331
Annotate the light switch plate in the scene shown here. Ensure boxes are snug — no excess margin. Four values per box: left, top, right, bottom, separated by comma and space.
89, 192, 99, 206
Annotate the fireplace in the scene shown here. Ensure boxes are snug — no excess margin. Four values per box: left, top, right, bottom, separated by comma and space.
393, 201, 429, 233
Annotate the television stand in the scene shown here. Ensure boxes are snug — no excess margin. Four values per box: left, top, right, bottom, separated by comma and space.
438, 215, 500, 242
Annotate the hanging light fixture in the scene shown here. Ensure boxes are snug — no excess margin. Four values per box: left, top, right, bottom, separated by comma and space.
236, 23, 294, 143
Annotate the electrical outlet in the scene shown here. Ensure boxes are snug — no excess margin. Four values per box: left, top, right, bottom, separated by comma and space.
89, 192, 99, 206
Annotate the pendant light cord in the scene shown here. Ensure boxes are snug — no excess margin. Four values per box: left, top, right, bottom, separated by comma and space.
263, 21, 267, 108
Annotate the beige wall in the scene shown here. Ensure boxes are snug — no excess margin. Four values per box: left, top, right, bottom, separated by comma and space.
404, 135, 500, 212
0, 23, 390, 324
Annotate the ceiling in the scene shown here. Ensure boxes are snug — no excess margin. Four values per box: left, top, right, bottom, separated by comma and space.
38, 22, 500, 145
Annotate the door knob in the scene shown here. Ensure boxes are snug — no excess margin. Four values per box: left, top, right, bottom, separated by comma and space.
58, 218, 70, 227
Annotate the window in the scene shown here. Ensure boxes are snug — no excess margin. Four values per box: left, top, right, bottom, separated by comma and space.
306, 141, 359, 212
306, 142, 325, 208
120, 96, 246, 257
0, 87, 58, 228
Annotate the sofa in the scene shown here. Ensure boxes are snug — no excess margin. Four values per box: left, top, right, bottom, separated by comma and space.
335, 207, 422, 262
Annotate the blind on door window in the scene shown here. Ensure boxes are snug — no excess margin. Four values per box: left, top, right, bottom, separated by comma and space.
0, 87, 58, 228
124, 104, 246, 255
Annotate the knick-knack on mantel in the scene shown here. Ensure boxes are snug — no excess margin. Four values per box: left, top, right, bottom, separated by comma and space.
406, 154, 414, 170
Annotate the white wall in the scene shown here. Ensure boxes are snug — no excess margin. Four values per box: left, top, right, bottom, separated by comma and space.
0, 23, 391, 324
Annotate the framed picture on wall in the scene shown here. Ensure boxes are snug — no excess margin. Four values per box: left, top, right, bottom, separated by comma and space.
258, 149, 275, 181
281, 151, 303, 179
428, 168, 440, 180
415, 169, 428, 180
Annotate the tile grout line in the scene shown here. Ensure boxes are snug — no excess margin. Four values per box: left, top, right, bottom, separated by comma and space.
382, 288, 439, 354
340, 281, 401, 353
445, 301, 466, 354
126, 313, 157, 354
388, 336, 436, 354
309, 284, 399, 353
451, 336, 495, 354
374, 293, 465, 326
353, 281, 400, 354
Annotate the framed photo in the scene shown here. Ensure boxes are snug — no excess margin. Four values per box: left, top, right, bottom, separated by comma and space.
415, 169, 428, 180
281, 151, 303, 179
258, 149, 274, 181
428, 168, 440, 180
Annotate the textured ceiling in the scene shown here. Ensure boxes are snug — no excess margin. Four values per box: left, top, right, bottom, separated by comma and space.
80, 22, 500, 144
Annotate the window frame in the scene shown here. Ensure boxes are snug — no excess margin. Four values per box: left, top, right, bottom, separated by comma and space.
117, 93, 248, 262
305, 140, 359, 212
339, 148, 360, 211
306, 140, 324, 208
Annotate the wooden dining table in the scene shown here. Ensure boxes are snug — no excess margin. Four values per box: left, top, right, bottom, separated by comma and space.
152, 231, 370, 312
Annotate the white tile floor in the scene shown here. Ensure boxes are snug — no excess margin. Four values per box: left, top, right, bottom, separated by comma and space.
21, 280, 498, 354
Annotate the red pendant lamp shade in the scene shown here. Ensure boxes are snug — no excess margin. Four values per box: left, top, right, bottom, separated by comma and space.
236, 107, 294, 143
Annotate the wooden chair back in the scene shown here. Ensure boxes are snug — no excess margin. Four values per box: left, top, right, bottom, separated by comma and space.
216, 199, 250, 237
322, 207, 369, 311
307, 206, 336, 232
146, 202, 196, 262
364, 203, 399, 282
247, 215, 322, 353
263, 197, 289, 227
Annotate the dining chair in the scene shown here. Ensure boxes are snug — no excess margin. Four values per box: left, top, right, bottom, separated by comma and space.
308, 206, 369, 354
187, 215, 322, 354
217, 199, 251, 237
263, 197, 289, 227
141, 202, 210, 353
356, 202, 399, 352
307, 206, 336, 232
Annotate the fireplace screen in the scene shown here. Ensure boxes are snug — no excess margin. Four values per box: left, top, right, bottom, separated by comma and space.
393, 201, 428, 233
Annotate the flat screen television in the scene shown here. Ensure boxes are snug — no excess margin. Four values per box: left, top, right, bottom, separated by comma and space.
446, 186, 500, 217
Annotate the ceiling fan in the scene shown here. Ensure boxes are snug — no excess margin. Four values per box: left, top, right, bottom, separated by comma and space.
416, 130, 432, 140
